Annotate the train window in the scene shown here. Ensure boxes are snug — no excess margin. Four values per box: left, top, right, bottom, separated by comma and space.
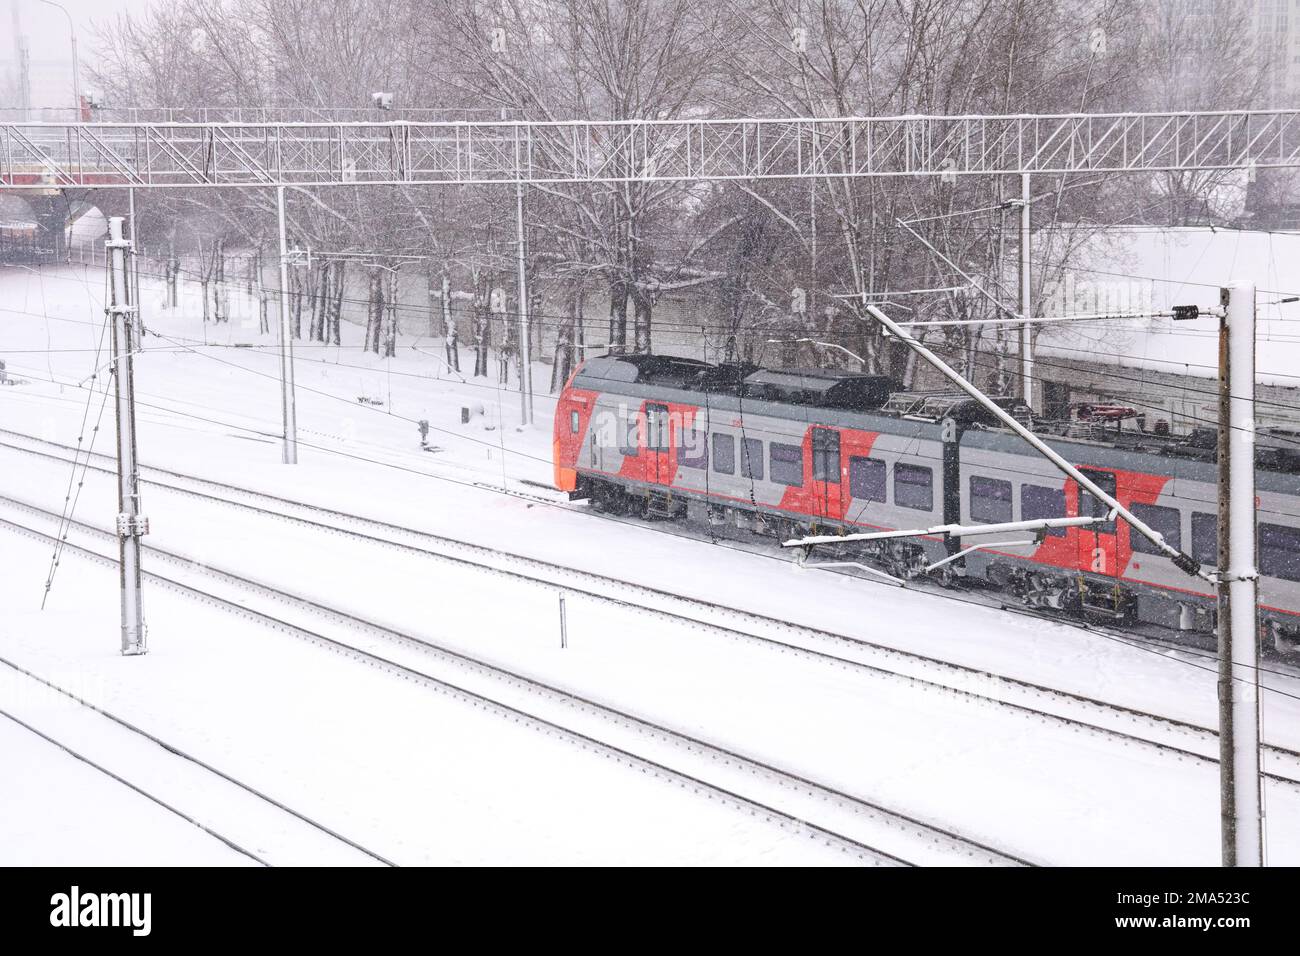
812, 429, 840, 483
619, 414, 640, 456
712, 433, 735, 475
970, 476, 1013, 523
569, 410, 580, 434
1129, 502, 1182, 556
741, 438, 764, 481
1077, 468, 1117, 533
1191, 512, 1218, 566
677, 422, 707, 469
894, 464, 933, 511
849, 457, 886, 502
1260, 524, 1300, 582
770, 442, 804, 486
1021, 484, 1067, 537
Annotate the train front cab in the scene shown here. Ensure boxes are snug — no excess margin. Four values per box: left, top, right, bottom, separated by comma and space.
554, 361, 594, 493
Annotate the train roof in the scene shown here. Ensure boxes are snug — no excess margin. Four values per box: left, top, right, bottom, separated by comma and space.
574, 354, 716, 389
962, 425, 1300, 489
740, 368, 899, 410
571, 353, 898, 412
569, 353, 1300, 479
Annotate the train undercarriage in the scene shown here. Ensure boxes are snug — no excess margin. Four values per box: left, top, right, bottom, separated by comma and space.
573, 475, 1300, 659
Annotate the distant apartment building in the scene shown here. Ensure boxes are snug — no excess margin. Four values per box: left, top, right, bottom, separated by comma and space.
1257, 0, 1300, 104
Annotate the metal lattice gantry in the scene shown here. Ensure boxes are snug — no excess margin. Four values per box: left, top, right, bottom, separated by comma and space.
4, 109, 1300, 189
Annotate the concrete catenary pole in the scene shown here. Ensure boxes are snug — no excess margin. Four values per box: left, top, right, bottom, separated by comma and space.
441, 271, 454, 368
514, 131, 533, 425
441, 272, 452, 333
1019, 173, 1033, 410
1218, 280, 1263, 866
276, 185, 299, 463
107, 216, 146, 655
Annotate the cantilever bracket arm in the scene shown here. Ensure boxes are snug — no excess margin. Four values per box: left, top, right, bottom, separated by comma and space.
792, 545, 907, 585
783, 514, 1107, 550
861, 303, 1210, 583
924, 539, 1037, 574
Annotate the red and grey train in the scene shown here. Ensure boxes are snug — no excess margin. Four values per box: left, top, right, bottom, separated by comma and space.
554, 353, 1300, 654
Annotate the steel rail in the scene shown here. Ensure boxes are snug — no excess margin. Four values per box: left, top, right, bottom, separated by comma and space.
0, 499, 1026, 866
3, 430, 1297, 787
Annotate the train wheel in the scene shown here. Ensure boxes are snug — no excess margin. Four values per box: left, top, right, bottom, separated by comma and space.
932, 563, 961, 589
1270, 620, 1300, 658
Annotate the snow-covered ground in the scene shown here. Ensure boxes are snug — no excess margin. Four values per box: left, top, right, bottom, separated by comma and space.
0, 699, 258, 867
1, 529, 859, 866
2, 262, 1299, 865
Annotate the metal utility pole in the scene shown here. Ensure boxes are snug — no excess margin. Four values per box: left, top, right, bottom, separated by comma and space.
514, 132, 533, 425
1218, 280, 1263, 867
1019, 173, 1033, 410
127, 187, 141, 336
275, 185, 299, 463
40, 0, 80, 119
107, 216, 147, 656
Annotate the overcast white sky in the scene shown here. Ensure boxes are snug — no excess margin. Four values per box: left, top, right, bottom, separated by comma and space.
11, 0, 147, 106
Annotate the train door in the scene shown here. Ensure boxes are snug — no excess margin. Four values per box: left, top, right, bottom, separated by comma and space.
644, 402, 673, 485
811, 427, 843, 521
1076, 467, 1119, 578
588, 412, 602, 471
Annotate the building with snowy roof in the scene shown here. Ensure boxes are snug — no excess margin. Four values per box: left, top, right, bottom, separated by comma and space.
1034, 226, 1300, 434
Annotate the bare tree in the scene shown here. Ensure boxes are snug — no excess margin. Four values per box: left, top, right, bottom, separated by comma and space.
437, 0, 731, 354
91, 0, 1278, 388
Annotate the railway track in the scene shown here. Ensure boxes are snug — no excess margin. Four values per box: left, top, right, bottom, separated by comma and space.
0, 495, 1028, 867
0, 658, 393, 867
0, 705, 268, 866
3, 428, 1298, 789
1, 391, 1285, 673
